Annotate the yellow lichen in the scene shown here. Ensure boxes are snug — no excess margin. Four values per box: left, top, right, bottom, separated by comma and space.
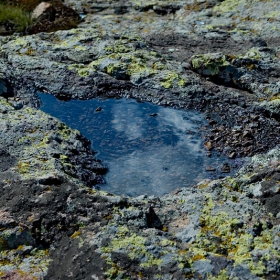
71, 231, 81, 239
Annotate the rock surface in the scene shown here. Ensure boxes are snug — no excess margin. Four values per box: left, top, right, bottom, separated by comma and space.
31, 2, 54, 20
0, 0, 280, 279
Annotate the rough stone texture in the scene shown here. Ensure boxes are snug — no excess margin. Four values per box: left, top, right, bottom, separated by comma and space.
31, 2, 54, 20
0, 0, 280, 279
27, 0, 80, 34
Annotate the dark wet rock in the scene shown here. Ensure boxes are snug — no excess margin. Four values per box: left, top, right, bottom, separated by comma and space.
0, 78, 8, 96
1, 226, 35, 250
193, 260, 214, 279
150, 113, 158, 117
47, 237, 107, 280
261, 194, 280, 216
111, 251, 140, 270
153, 4, 180, 15
230, 265, 262, 280
220, 163, 231, 173
11, 100, 23, 110
0, 150, 16, 172
209, 255, 233, 276
146, 206, 163, 230
228, 151, 237, 159
206, 166, 216, 172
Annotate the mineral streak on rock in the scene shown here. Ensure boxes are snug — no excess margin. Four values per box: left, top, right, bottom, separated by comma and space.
31, 2, 54, 20
0, 0, 280, 279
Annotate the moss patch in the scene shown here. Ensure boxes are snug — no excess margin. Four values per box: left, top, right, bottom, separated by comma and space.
0, 3, 32, 33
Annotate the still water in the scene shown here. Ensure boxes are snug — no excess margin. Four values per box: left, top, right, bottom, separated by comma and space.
39, 93, 235, 197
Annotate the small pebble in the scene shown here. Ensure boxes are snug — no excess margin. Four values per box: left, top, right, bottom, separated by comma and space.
204, 141, 212, 150
206, 166, 216, 172
228, 152, 236, 159
220, 163, 231, 173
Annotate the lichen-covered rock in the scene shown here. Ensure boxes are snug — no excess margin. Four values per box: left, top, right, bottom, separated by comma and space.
44, 150, 280, 279
0, 97, 107, 185
191, 53, 230, 76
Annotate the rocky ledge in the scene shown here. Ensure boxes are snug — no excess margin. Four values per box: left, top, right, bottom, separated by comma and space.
0, 0, 280, 279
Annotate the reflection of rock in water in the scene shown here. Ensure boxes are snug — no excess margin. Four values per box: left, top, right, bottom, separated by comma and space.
39, 93, 240, 196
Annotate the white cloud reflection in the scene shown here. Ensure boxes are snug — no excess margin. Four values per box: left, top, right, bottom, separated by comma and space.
103, 102, 207, 196
111, 100, 144, 140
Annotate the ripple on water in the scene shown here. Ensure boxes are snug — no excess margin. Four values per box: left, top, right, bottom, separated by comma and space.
39, 93, 240, 197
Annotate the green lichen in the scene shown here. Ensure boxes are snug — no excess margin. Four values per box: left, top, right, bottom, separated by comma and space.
74, 45, 87, 51
127, 61, 157, 77
152, 62, 165, 70
68, 35, 188, 88
0, 97, 13, 108
101, 223, 192, 278
0, 247, 50, 278
265, 10, 280, 19
106, 62, 128, 78
191, 53, 229, 75
159, 71, 187, 89
23, 107, 36, 115
225, 177, 242, 192
213, 0, 245, 14
207, 269, 229, 280
178, 78, 188, 87
57, 122, 75, 140
32, 135, 50, 148
101, 225, 164, 274
6, 107, 81, 181
17, 160, 31, 174
190, 194, 280, 277
198, 181, 210, 189
77, 68, 90, 77
68, 64, 95, 77
160, 71, 179, 89
17, 155, 56, 179
88, 48, 159, 82
105, 43, 131, 54
59, 154, 68, 160
141, 257, 163, 268
161, 238, 176, 247
245, 49, 261, 59
19, 137, 56, 178
110, 233, 146, 257
205, 25, 215, 30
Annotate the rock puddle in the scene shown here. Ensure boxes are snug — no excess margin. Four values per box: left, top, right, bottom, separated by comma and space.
39, 93, 243, 196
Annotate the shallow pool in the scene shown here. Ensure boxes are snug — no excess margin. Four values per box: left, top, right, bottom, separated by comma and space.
39, 94, 238, 196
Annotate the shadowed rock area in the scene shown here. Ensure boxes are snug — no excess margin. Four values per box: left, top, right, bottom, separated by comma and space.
0, 0, 280, 279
